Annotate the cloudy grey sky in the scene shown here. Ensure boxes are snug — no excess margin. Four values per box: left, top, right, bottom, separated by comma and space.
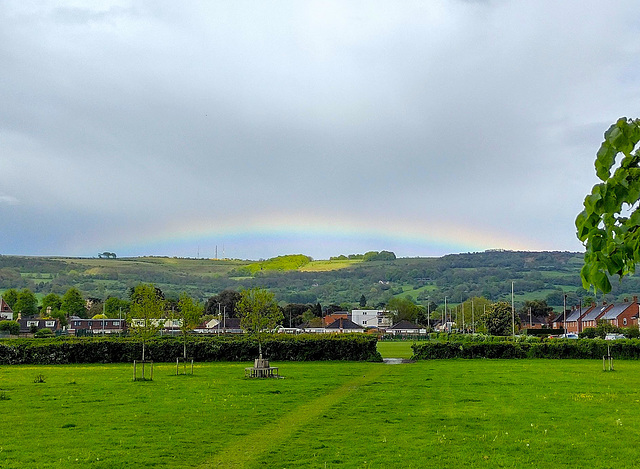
1, 0, 639, 260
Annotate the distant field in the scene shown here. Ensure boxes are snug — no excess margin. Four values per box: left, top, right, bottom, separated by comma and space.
1, 360, 639, 468
300, 259, 362, 271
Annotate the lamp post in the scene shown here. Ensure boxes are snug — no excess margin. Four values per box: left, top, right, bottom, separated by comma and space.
511, 281, 515, 337
444, 296, 448, 332
472, 299, 475, 334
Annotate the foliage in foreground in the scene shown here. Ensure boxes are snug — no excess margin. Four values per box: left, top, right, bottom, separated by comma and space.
412, 338, 640, 360
576, 117, 640, 293
0, 334, 381, 365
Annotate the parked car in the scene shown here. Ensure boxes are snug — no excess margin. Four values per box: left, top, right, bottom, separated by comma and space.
605, 333, 625, 340
561, 333, 579, 339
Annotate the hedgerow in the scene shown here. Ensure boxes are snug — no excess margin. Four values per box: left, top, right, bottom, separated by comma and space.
411, 339, 640, 360
0, 334, 382, 365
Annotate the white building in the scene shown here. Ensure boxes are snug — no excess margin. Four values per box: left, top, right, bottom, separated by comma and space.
350, 310, 393, 329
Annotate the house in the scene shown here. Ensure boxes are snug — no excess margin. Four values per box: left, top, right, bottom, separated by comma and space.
324, 318, 365, 333
387, 320, 427, 336
581, 302, 613, 329
194, 317, 244, 334
564, 303, 596, 333
599, 297, 639, 328
67, 317, 126, 335
0, 297, 13, 320
519, 313, 547, 330
350, 309, 393, 329
323, 311, 349, 326
18, 317, 60, 334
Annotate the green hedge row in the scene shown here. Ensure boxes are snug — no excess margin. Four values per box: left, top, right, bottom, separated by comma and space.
0, 334, 382, 365
411, 339, 640, 360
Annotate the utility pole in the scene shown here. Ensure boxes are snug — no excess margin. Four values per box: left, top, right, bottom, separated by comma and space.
511, 281, 515, 336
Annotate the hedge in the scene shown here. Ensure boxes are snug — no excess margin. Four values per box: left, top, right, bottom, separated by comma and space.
411, 339, 640, 360
0, 334, 382, 365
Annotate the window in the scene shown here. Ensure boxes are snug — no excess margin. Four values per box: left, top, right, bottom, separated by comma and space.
45, 321, 55, 328
623, 318, 628, 326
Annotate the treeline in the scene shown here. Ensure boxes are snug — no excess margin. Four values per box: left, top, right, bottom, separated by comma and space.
3, 251, 640, 313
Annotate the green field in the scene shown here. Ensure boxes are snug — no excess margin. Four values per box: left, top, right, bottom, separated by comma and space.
377, 340, 416, 359
1, 360, 639, 468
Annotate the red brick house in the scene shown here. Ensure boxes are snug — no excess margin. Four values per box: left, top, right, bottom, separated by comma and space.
599, 297, 639, 328
581, 302, 613, 329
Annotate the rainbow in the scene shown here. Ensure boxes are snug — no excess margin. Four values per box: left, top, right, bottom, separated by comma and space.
74, 211, 545, 259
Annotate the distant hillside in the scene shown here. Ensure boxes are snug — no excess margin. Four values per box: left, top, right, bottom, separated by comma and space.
1, 251, 639, 310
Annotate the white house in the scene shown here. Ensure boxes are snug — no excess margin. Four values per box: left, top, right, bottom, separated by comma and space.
351, 309, 393, 329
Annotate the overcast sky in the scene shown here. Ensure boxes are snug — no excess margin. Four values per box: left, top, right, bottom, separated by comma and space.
2, 0, 639, 260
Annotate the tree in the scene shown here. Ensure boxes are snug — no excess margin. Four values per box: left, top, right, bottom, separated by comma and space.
62, 287, 86, 318
2, 288, 19, 310
359, 295, 367, 307
104, 297, 130, 318
41, 293, 62, 316
205, 290, 241, 318
0, 320, 20, 335
485, 301, 519, 336
14, 288, 38, 317
237, 288, 283, 359
576, 117, 640, 293
128, 284, 166, 361
519, 299, 553, 319
459, 296, 493, 332
387, 297, 422, 324
175, 292, 203, 359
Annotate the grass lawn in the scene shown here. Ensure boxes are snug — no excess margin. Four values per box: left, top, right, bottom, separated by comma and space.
377, 340, 416, 359
1, 360, 640, 468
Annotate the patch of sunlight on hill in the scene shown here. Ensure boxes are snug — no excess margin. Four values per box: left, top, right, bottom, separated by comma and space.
243, 254, 312, 274
300, 259, 362, 272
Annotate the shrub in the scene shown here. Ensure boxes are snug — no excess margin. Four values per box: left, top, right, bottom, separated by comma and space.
0, 334, 382, 365
0, 320, 20, 335
411, 338, 640, 360
34, 328, 53, 338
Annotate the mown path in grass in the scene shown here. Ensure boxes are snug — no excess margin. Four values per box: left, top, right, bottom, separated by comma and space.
202, 364, 390, 468
2, 360, 640, 468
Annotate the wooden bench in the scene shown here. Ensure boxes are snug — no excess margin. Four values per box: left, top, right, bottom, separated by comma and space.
245, 358, 279, 378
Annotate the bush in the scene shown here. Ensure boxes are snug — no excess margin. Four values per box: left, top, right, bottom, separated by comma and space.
0, 320, 20, 335
0, 334, 382, 365
411, 338, 640, 360
34, 328, 53, 338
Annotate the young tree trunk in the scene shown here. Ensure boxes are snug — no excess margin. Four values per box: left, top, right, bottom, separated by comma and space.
258, 340, 262, 359
183, 336, 187, 359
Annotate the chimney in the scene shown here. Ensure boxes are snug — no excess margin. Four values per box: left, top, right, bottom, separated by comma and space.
634, 296, 638, 303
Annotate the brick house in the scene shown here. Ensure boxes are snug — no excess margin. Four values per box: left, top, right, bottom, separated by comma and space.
581, 302, 613, 329
564, 303, 597, 334
599, 297, 639, 328
67, 317, 126, 335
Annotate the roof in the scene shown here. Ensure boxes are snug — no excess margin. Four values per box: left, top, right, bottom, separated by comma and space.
389, 320, 421, 330
601, 301, 635, 320
0, 297, 13, 313
582, 304, 611, 321
325, 318, 364, 330
519, 314, 547, 325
